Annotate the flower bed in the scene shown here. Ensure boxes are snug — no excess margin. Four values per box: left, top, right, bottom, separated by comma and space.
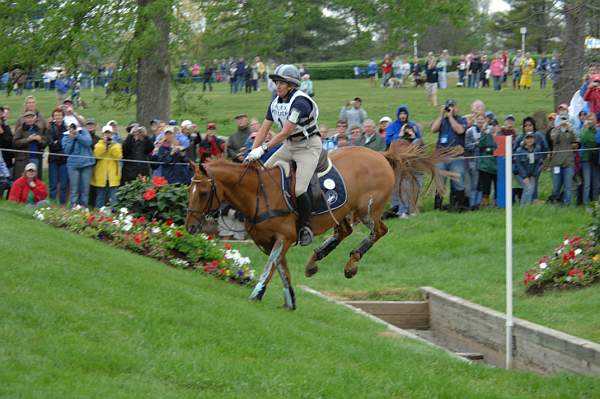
524, 236, 600, 294
33, 206, 256, 287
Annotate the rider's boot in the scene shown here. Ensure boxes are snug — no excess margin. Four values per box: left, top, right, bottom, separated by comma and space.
296, 192, 314, 246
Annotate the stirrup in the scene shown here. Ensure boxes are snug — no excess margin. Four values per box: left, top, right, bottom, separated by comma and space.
298, 226, 314, 246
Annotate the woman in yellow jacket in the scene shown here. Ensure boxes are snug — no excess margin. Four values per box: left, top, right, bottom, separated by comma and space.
519, 53, 536, 89
92, 125, 123, 208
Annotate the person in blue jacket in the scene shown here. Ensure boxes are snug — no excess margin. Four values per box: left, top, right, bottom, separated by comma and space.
385, 105, 421, 147
61, 124, 95, 207
514, 132, 544, 206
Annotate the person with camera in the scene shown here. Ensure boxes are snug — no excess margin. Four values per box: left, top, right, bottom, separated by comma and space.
549, 114, 578, 205
91, 125, 123, 208
121, 125, 154, 184
44, 107, 69, 205
151, 126, 191, 184
583, 74, 600, 120
8, 162, 48, 206
339, 97, 367, 138
61, 98, 85, 128
62, 122, 95, 207
13, 110, 47, 181
431, 99, 468, 211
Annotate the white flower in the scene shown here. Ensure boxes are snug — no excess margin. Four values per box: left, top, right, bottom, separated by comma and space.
539, 262, 548, 269
99, 206, 112, 215
249, 270, 256, 279
119, 207, 128, 214
564, 239, 570, 246
74, 205, 82, 211
575, 249, 582, 256
534, 274, 542, 281
166, 230, 173, 237
151, 227, 161, 234
566, 276, 573, 282
34, 210, 44, 221
237, 256, 251, 266
112, 220, 120, 226
122, 223, 132, 232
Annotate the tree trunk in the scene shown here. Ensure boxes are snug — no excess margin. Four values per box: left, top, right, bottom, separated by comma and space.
136, 0, 171, 128
554, 0, 586, 108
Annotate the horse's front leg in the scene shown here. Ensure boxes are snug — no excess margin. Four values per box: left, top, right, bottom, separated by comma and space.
249, 239, 284, 302
276, 256, 295, 310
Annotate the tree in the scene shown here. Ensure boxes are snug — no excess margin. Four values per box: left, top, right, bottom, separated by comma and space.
554, 0, 587, 108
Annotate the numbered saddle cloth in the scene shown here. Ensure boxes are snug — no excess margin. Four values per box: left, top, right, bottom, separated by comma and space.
280, 161, 348, 216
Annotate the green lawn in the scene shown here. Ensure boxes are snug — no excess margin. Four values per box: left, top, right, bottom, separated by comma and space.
2, 77, 551, 136
2, 202, 600, 398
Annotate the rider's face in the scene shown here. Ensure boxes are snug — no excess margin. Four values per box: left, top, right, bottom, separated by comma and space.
275, 81, 292, 98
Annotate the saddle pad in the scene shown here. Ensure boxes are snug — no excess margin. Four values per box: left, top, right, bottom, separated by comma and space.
280, 163, 348, 216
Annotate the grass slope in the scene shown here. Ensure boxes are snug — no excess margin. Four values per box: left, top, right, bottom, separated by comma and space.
238, 205, 600, 343
1, 203, 600, 398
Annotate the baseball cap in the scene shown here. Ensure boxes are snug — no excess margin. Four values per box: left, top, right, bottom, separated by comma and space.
107, 120, 117, 126
505, 114, 516, 121
484, 111, 495, 118
22, 111, 35, 117
207, 122, 216, 129
102, 125, 113, 133
168, 119, 177, 126
233, 113, 248, 120
150, 118, 160, 125
379, 116, 392, 123
164, 126, 175, 133
85, 118, 96, 125
444, 99, 457, 108
181, 120, 193, 128
62, 98, 73, 104
126, 122, 139, 133
25, 162, 37, 171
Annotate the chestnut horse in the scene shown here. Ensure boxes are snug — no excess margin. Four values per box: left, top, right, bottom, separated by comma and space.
186, 143, 454, 309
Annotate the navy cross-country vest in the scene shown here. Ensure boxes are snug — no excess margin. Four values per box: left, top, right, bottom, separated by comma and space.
269, 90, 319, 138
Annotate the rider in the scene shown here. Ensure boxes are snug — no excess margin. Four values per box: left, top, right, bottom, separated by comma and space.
244, 64, 321, 246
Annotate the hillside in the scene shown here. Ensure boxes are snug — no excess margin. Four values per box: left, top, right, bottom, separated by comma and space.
1, 203, 599, 398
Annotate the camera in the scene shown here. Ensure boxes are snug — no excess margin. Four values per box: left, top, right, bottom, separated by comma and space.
69, 123, 77, 130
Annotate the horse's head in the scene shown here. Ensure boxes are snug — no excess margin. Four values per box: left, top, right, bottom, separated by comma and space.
185, 161, 221, 234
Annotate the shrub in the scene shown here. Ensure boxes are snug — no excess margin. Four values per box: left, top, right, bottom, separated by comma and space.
116, 176, 188, 224
524, 236, 600, 294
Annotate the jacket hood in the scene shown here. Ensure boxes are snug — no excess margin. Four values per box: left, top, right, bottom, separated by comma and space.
396, 105, 409, 120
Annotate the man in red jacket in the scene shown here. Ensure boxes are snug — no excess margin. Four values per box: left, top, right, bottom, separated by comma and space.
9, 162, 48, 205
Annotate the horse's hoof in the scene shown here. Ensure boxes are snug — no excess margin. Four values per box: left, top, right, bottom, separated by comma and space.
305, 264, 319, 278
282, 303, 296, 311
344, 267, 358, 279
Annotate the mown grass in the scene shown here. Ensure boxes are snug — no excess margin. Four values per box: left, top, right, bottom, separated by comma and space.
2, 201, 600, 398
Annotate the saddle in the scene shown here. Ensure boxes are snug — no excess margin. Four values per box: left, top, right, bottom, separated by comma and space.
279, 149, 348, 216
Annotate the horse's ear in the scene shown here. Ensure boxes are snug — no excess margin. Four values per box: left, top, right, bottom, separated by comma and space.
189, 161, 202, 176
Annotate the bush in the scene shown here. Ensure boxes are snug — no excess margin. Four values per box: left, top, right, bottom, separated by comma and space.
116, 176, 188, 224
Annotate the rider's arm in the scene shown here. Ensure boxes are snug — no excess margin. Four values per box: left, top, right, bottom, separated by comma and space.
262, 120, 297, 149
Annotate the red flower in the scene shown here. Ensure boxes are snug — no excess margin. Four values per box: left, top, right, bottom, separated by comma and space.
87, 216, 96, 223
138, 216, 146, 224
175, 230, 183, 238
207, 234, 214, 241
224, 243, 231, 250
133, 233, 144, 245
210, 260, 219, 267
165, 219, 174, 226
152, 175, 168, 188
143, 188, 157, 201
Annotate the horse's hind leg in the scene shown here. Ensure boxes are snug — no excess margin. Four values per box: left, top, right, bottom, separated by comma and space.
249, 239, 284, 302
344, 212, 388, 279
305, 217, 353, 277
276, 257, 296, 310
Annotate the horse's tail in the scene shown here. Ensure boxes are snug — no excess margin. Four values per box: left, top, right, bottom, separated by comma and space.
383, 141, 464, 212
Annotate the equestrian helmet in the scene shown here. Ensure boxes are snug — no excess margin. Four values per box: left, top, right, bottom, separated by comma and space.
269, 64, 301, 86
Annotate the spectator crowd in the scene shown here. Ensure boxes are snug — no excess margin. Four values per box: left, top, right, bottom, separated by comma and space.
0, 57, 596, 240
